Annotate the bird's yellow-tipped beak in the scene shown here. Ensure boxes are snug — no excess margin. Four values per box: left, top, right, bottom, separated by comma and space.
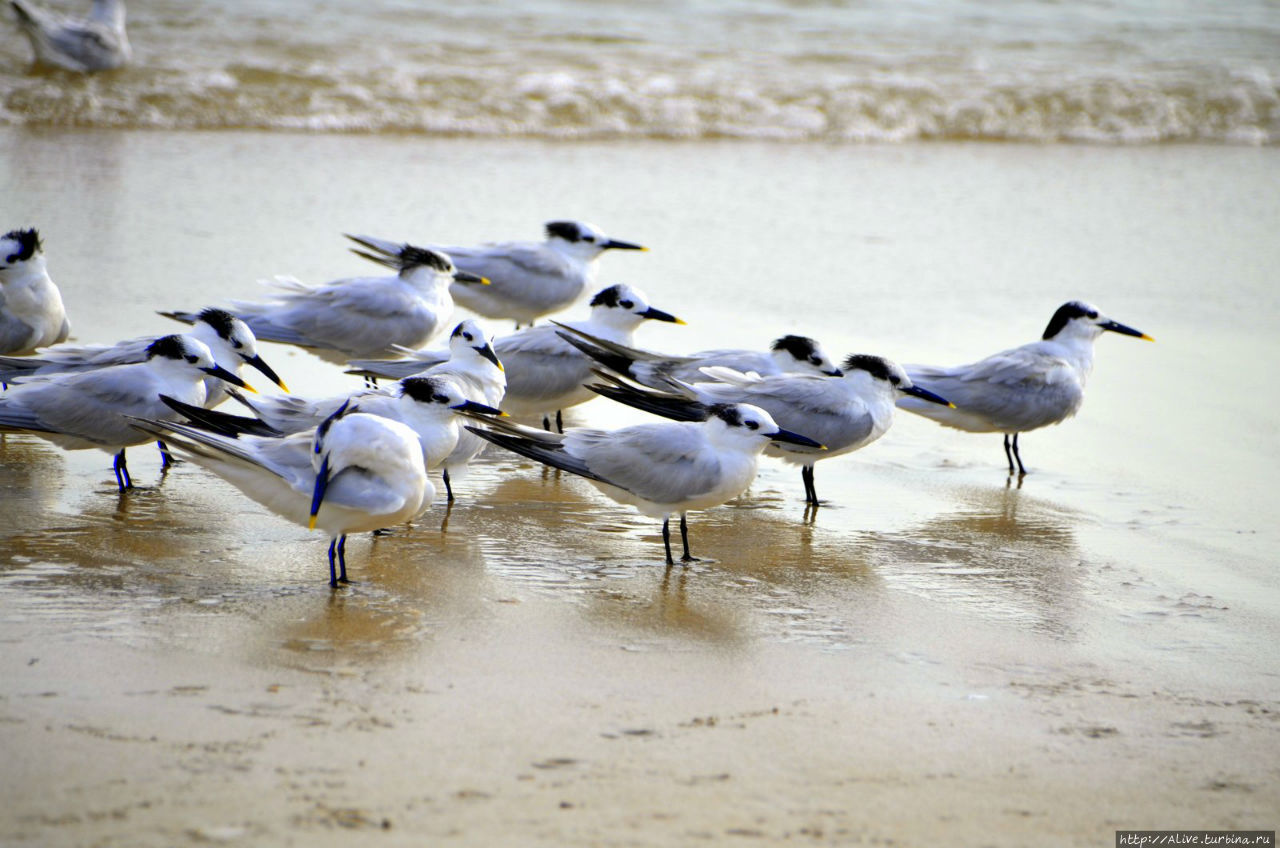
278, 380, 291, 393
241, 382, 259, 394
1141, 333, 1155, 342
673, 317, 688, 325
308, 515, 318, 531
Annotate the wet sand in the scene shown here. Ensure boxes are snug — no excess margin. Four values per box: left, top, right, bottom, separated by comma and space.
1, 131, 1278, 845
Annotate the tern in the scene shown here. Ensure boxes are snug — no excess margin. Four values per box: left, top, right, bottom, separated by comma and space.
0, 228, 70, 356
479, 283, 682, 430
0, 334, 251, 490
163, 242, 487, 364
134, 402, 431, 587
346, 319, 506, 499
345, 220, 645, 326
466, 402, 821, 564
896, 300, 1154, 475
1, 307, 287, 468
9, 0, 130, 72
0, 307, 286, 406
587, 354, 952, 505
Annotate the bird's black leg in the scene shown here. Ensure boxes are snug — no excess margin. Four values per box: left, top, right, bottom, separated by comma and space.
328, 538, 339, 588
112, 449, 132, 491
801, 464, 818, 505
157, 439, 178, 469
679, 513, 699, 562
661, 518, 674, 565
442, 468, 455, 502
541, 414, 552, 431
1003, 434, 1016, 474
337, 535, 349, 583
1011, 433, 1027, 476
555, 409, 564, 434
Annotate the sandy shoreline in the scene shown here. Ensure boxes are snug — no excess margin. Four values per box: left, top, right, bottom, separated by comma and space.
5, 555, 1275, 846
2, 131, 1279, 845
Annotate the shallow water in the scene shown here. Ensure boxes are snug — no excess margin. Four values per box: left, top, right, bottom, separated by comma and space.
2, 130, 1278, 843
3, 0, 1279, 142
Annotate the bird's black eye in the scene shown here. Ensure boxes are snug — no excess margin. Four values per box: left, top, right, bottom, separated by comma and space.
1087, 310, 1099, 320
583, 235, 596, 243
744, 420, 759, 430
433, 394, 450, 404
463, 333, 473, 342
889, 375, 901, 385
620, 300, 634, 309
185, 355, 198, 364
232, 340, 244, 349
809, 355, 822, 365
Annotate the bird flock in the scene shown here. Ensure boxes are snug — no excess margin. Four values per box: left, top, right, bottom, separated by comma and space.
0, 223, 1153, 587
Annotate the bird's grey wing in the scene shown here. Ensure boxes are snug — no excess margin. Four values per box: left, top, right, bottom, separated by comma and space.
43, 22, 116, 62
49, 336, 153, 369
696, 376, 868, 452
445, 243, 571, 280
904, 347, 1081, 429
570, 424, 722, 503
908, 345, 1061, 388
465, 426, 608, 486
1, 368, 163, 443
231, 313, 320, 348
236, 393, 340, 433
345, 343, 448, 379
0, 352, 46, 380
323, 466, 415, 515
498, 328, 589, 400
0, 290, 37, 354
344, 358, 433, 380
133, 421, 321, 519
0, 396, 49, 432
267, 280, 430, 353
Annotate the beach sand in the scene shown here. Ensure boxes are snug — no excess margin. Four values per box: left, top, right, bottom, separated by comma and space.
2, 130, 1278, 845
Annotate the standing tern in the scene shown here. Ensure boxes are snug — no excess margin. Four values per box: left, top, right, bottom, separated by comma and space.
0, 307, 287, 405
346, 220, 646, 326
481, 283, 682, 430
1, 307, 287, 468
555, 325, 843, 387
896, 300, 1154, 475
0, 334, 251, 491
0, 228, 69, 356
8, 0, 131, 72
133, 403, 431, 588
466, 403, 821, 564
345, 319, 507, 499
163, 243, 487, 364
587, 354, 952, 506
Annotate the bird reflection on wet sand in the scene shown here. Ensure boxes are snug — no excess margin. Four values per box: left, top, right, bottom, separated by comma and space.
871, 482, 1084, 637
